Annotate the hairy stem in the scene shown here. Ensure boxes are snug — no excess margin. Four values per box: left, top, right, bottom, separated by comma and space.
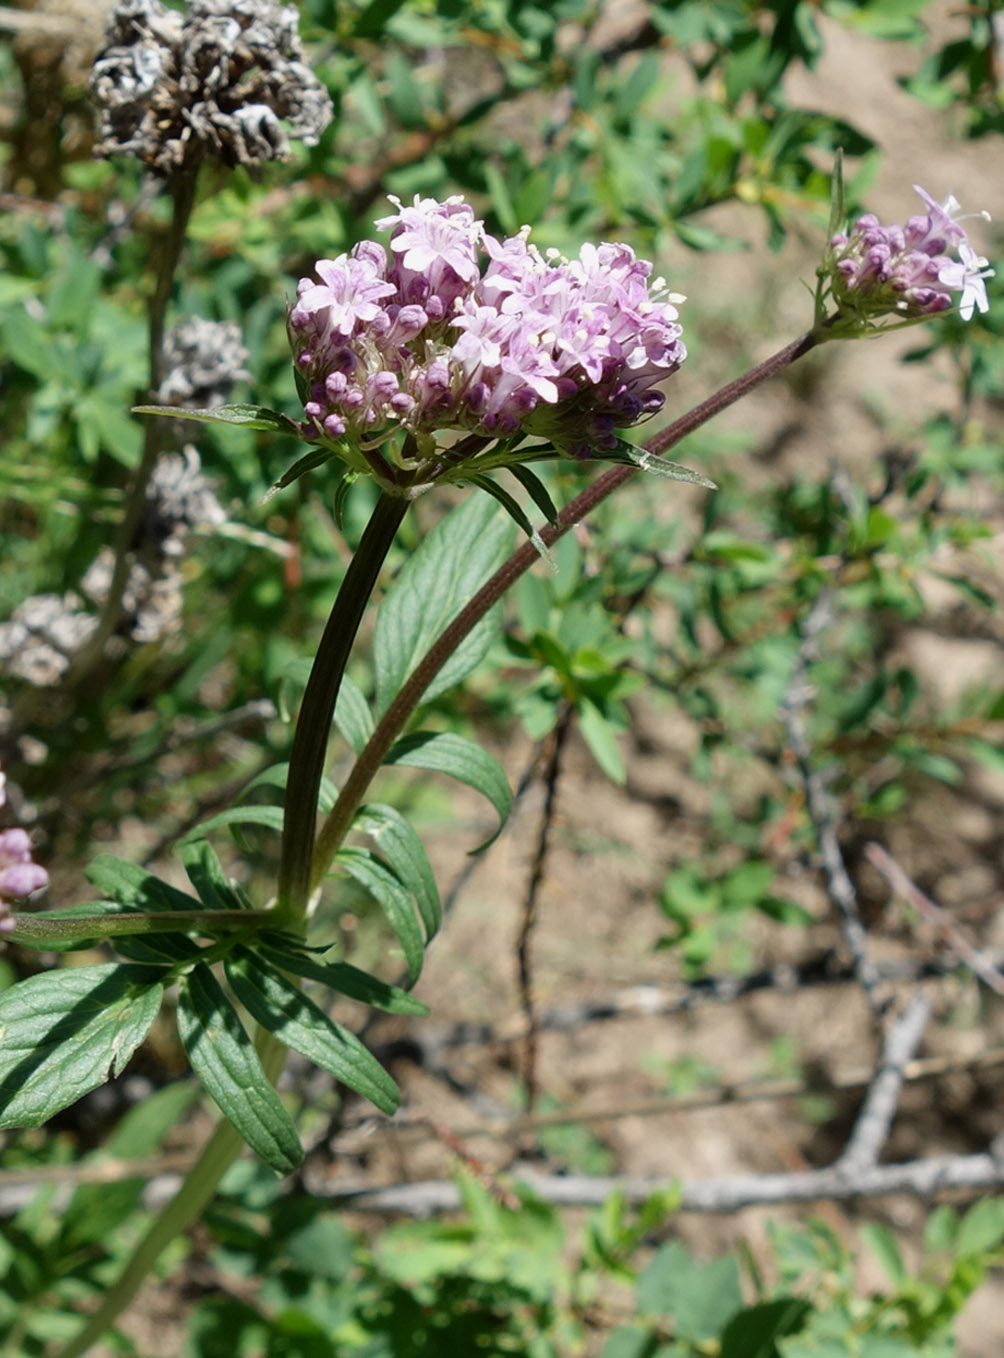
312, 331, 819, 885
277, 491, 409, 917
8, 908, 272, 948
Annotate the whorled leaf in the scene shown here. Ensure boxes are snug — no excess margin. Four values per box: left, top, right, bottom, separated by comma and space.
384, 730, 512, 851
335, 847, 425, 981
225, 951, 400, 1114
356, 801, 441, 938
178, 964, 302, 1174
0, 965, 165, 1128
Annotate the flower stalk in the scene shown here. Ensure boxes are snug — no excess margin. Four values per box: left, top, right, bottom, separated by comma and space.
277, 490, 410, 919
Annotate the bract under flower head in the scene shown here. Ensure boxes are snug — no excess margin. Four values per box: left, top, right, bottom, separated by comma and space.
824, 186, 993, 331
287, 196, 686, 469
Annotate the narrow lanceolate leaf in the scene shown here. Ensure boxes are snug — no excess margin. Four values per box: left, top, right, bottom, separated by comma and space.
263, 445, 339, 501
507, 463, 560, 526
467, 473, 555, 569
182, 838, 247, 912
242, 762, 338, 814
334, 672, 376, 756
605, 438, 717, 488
258, 941, 428, 1016
179, 805, 284, 843
373, 493, 514, 714
178, 964, 302, 1175
336, 847, 425, 982
385, 731, 512, 851
356, 802, 441, 938
225, 952, 400, 1114
0, 965, 165, 1128
133, 402, 300, 435
86, 854, 203, 913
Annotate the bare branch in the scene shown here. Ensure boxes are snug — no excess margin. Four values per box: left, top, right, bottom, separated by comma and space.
397, 953, 980, 1062
315, 1149, 1004, 1217
838, 994, 931, 1172
517, 706, 571, 1112
779, 592, 884, 1014
866, 843, 1004, 1000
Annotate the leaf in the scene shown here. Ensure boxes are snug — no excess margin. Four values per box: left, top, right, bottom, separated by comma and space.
637, 1241, 743, 1341
385, 730, 512, 850
577, 698, 626, 784
356, 802, 442, 938
862, 1222, 906, 1284
605, 439, 717, 488
508, 462, 560, 525
258, 940, 428, 1015
85, 854, 204, 913
719, 1298, 812, 1357
956, 1198, 1004, 1258
0, 965, 165, 1128
179, 804, 284, 844
181, 838, 247, 912
178, 964, 302, 1174
334, 672, 376, 756
263, 445, 341, 502
373, 493, 514, 714
225, 952, 400, 1114
132, 402, 300, 434
467, 473, 555, 568
336, 847, 425, 981
241, 761, 338, 814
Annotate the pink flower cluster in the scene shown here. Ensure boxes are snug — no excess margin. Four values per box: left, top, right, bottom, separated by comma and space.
0, 763, 48, 933
288, 196, 687, 458
829, 186, 993, 324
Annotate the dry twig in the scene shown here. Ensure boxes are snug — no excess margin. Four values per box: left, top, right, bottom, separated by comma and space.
779, 592, 884, 1014
865, 843, 1004, 1000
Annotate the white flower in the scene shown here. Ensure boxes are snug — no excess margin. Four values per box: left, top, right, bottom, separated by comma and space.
938, 242, 994, 321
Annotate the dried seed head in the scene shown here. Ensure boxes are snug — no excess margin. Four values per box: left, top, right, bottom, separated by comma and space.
158, 317, 251, 408
90, 0, 333, 174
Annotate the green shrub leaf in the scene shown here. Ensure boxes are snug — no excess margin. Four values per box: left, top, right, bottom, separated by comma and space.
336, 846, 425, 981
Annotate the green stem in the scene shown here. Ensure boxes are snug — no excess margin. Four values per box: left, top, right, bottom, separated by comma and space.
8, 909, 272, 948
56, 1032, 285, 1358
277, 491, 409, 918
310, 331, 819, 887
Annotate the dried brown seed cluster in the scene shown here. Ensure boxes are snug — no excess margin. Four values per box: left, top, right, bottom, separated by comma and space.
89, 0, 333, 174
